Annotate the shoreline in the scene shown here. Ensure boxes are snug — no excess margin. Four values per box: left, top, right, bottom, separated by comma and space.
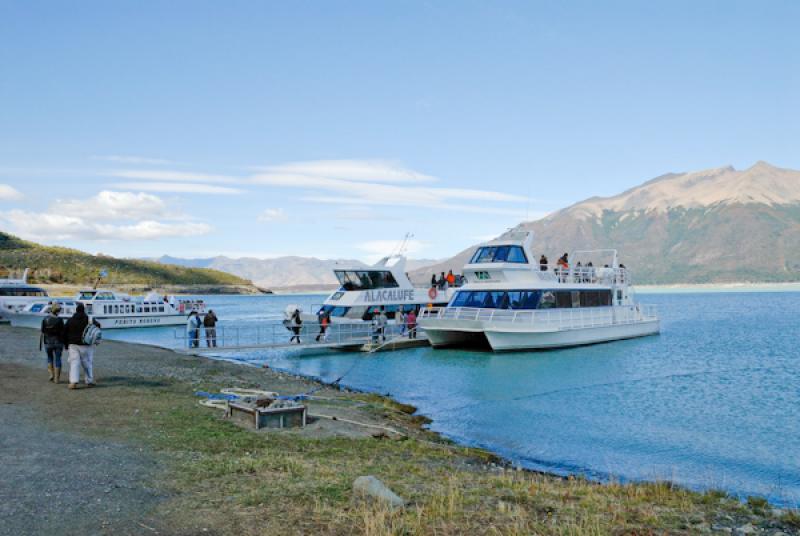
3, 325, 798, 534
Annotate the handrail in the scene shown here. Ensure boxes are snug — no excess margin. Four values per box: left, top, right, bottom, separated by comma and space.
419, 304, 658, 331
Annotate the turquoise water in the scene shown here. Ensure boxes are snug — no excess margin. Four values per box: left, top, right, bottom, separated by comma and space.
105, 291, 800, 505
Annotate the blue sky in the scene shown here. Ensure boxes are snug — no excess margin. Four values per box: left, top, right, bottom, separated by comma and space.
1, 1, 798, 262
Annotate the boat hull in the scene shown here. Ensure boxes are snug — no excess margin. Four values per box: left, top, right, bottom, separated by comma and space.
420, 317, 660, 351
484, 319, 660, 351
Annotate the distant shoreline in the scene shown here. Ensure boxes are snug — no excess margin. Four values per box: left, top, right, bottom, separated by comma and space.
636, 282, 800, 293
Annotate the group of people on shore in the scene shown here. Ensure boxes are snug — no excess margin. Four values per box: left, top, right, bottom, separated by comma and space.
431, 270, 464, 290
186, 310, 218, 348
39, 302, 100, 389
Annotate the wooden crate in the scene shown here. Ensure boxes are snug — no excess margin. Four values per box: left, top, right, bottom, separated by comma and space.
228, 402, 307, 430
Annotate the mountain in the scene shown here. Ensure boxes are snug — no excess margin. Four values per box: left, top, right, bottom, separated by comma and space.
149, 255, 443, 290
0, 232, 259, 292
412, 161, 800, 285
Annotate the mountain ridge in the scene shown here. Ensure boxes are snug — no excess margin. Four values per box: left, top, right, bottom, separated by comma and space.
410, 161, 800, 285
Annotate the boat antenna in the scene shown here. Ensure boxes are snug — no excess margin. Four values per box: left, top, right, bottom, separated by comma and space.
394, 232, 413, 257
93, 269, 108, 290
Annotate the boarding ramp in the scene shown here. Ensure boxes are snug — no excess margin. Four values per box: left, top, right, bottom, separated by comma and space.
175, 322, 424, 353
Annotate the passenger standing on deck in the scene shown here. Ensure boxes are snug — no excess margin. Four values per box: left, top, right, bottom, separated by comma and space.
64, 303, 96, 390
186, 311, 201, 348
439, 272, 447, 290
539, 255, 548, 271
430, 274, 437, 287
40, 303, 65, 383
406, 309, 417, 339
397, 309, 406, 336
203, 310, 218, 347
446, 270, 455, 287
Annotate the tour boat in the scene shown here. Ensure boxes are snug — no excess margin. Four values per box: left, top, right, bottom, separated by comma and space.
5, 289, 206, 329
418, 231, 659, 351
304, 254, 458, 325
0, 270, 49, 318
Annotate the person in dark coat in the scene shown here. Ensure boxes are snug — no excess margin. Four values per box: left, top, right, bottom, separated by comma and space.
203, 310, 218, 348
40, 303, 65, 383
64, 303, 96, 389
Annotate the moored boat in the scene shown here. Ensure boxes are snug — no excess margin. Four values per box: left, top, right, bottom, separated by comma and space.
5, 288, 206, 329
418, 231, 659, 351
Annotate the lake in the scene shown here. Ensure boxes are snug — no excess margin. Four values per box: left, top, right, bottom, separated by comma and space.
105, 291, 800, 505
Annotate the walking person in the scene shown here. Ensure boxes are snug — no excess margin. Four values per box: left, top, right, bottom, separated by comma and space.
64, 303, 98, 390
40, 303, 65, 383
315, 309, 330, 342
406, 309, 417, 339
289, 309, 302, 344
397, 309, 406, 337
203, 310, 218, 348
186, 311, 202, 348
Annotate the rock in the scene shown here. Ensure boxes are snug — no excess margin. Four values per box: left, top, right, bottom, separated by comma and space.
734, 524, 757, 535
353, 476, 405, 509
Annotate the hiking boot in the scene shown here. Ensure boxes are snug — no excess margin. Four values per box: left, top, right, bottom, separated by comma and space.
86, 383, 96, 388
54, 367, 61, 384
68, 383, 78, 390
48, 364, 54, 382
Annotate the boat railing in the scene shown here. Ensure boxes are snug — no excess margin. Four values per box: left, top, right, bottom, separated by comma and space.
420, 303, 658, 330
173, 321, 411, 350
540, 266, 629, 285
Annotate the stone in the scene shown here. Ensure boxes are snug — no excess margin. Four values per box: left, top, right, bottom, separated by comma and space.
734, 523, 757, 535
353, 475, 405, 509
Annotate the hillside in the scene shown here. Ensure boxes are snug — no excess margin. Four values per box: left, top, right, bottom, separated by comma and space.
412, 161, 800, 285
0, 232, 260, 292
151, 255, 442, 290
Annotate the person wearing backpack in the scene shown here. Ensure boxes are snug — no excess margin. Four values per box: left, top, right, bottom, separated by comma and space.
40, 303, 65, 383
64, 303, 99, 389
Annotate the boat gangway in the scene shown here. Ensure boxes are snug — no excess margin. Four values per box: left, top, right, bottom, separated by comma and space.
174, 322, 428, 353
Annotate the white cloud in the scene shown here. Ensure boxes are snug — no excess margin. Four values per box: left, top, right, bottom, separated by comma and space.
92, 155, 172, 165
0, 210, 211, 241
109, 169, 239, 184
112, 182, 243, 195
58, 190, 171, 220
257, 208, 287, 222
255, 159, 436, 184
356, 239, 428, 263
0, 184, 23, 201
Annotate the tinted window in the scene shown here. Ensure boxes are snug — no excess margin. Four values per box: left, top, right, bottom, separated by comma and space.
469, 246, 528, 264
556, 292, 572, 308
335, 270, 399, 290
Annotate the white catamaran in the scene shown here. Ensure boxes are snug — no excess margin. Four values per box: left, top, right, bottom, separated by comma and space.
418, 231, 659, 351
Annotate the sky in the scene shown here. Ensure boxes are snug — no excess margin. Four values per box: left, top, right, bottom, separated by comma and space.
0, 1, 798, 263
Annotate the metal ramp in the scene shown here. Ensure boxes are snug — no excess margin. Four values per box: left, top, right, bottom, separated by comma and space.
175, 322, 420, 353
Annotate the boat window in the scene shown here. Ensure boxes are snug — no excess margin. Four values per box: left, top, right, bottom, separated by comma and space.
320, 305, 350, 317
113, 305, 119, 314
469, 246, 528, 264
79, 291, 96, 300
159, 306, 164, 312
334, 270, 399, 291
30, 304, 45, 313
556, 292, 573, 309
0, 287, 48, 297
539, 291, 556, 309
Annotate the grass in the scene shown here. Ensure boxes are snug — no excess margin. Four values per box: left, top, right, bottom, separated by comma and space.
55, 374, 800, 535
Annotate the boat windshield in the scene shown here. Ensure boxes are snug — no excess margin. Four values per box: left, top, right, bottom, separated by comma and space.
0, 286, 47, 297
449, 289, 612, 309
334, 270, 399, 291
469, 246, 528, 264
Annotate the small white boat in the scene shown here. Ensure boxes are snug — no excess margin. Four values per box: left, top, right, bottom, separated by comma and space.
418, 231, 659, 351
5, 289, 206, 329
0, 269, 49, 318
303, 254, 458, 325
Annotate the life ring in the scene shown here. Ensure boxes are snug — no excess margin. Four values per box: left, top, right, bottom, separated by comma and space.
428, 287, 438, 300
